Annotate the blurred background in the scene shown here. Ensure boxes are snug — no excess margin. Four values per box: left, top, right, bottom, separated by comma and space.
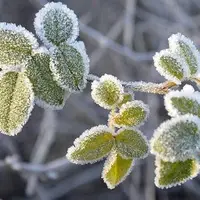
0, 0, 200, 199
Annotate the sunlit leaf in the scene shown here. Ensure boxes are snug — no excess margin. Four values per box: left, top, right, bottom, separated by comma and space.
66, 125, 114, 164
102, 150, 134, 189
115, 128, 149, 159
0, 71, 34, 136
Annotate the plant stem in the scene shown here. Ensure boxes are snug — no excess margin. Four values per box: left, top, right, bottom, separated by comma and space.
87, 74, 177, 95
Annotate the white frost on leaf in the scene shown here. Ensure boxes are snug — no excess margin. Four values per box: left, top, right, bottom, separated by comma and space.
153, 49, 188, 84
34, 2, 79, 47
169, 33, 200, 77
150, 114, 200, 162
164, 84, 200, 117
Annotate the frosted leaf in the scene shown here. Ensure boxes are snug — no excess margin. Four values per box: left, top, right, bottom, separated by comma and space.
165, 84, 200, 117
0, 23, 38, 68
0, 71, 34, 136
66, 125, 115, 164
25, 48, 69, 110
91, 74, 124, 109
169, 33, 200, 77
153, 49, 187, 84
110, 101, 149, 128
151, 115, 200, 162
50, 41, 90, 92
155, 157, 199, 189
115, 128, 149, 159
34, 2, 79, 47
102, 150, 134, 189
117, 93, 133, 107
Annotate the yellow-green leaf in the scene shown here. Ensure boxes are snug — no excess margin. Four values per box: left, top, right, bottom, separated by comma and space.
115, 128, 149, 159
155, 157, 199, 188
117, 93, 133, 107
0, 71, 34, 136
25, 48, 69, 110
0, 23, 38, 68
111, 101, 149, 128
66, 125, 114, 164
91, 74, 124, 109
102, 151, 134, 189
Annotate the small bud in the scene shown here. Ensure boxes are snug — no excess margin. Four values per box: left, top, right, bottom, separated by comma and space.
111, 101, 149, 128
91, 74, 124, 109
117, 93, 133, 107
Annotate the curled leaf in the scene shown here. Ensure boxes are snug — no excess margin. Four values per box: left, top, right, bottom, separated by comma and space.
25, 48, 69, 110
0, 71, 34, 136
66, 125, 115, 164
0, 23, 38, 68
91, 74, 124, 109
102, 150, 134, 189
34, 2, 79, 47
153, 49, 187, 84
115, 128, 149, 159
169, 33, 200, 77
50, 41, 90, 92
165, 84, 200, 117
151, 115, 200, 162
155, 157, 199, 189
111, 101, 149, 128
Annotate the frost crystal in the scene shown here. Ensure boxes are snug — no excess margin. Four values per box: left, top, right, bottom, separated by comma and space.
153, 49, 187, 84
0, 23, 38, 67
165, 84, 200, 117
66, 125, 115, 164
169, 33, 200, 77
91, 74, 124, 109
50, 41, 90, 92
34, 2, 79, 47
150, 114, 200, 162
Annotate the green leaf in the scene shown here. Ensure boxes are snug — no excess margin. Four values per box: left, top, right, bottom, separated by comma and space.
111, 101, 149, 128
165, 85, 200, 117
50, 41, 89, 92
169, 33, 200, 76
117, 93, 133, 107
66, 125, 115, 164
0, 71, 34, 136
34, 2, 79, 47
151, 115, 200, 162
155, 157, 199, 188
25, 48, 69, 110
91, 74, 124, 109
115, 128, 149, 159
0, 23, 38, 68
102, 151, 134, 189
153, 49, 185, 84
